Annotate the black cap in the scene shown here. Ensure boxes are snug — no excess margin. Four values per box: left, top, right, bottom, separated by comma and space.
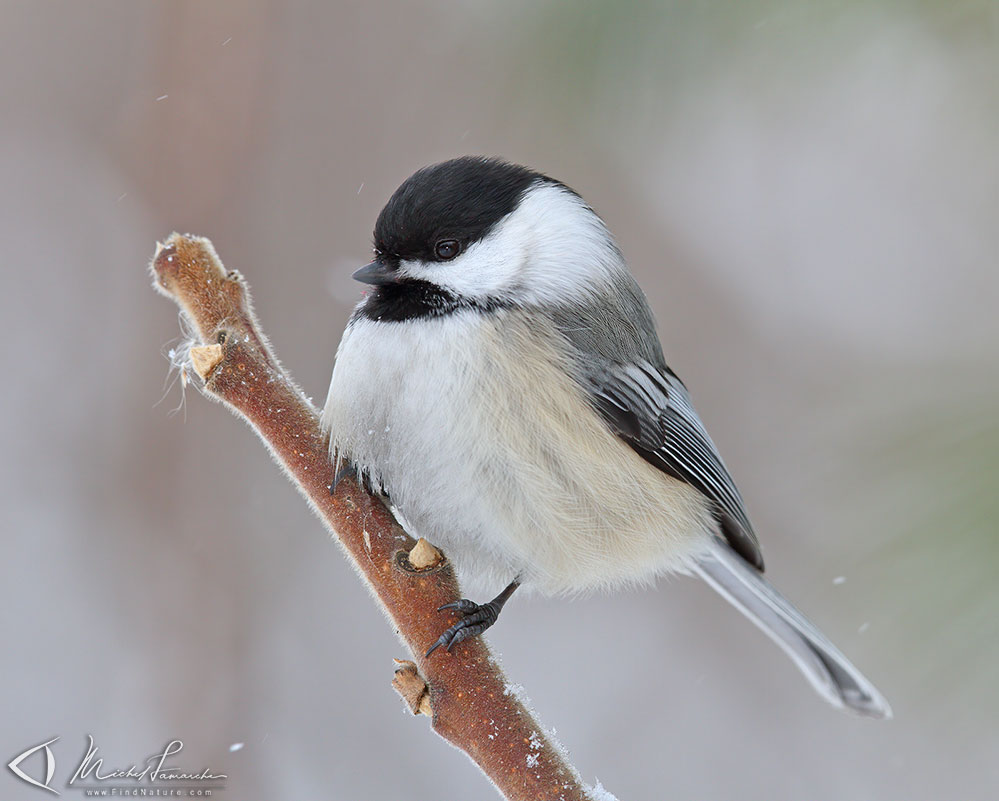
372, 157, 559, 263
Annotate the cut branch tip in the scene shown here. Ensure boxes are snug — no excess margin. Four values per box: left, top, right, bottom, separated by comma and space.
392, 659, 433, 716
190, 344, 224, 379
409, 537, 443, 570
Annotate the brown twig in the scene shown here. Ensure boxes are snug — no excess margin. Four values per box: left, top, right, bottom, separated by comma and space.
150, 233, 600, 801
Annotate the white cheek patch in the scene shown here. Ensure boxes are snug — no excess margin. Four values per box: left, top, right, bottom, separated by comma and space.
398, 183, 627, 305
396, 239, 522, 300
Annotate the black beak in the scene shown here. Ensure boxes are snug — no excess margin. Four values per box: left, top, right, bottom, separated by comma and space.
352, 260, 397, 286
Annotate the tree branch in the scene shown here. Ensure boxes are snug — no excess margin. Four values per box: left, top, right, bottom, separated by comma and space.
150, 233, 603, 801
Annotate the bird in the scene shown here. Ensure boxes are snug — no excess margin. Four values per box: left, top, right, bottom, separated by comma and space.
321, 156, 891, 718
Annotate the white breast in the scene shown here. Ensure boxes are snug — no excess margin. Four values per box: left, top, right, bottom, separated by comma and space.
322, 309, 714, 596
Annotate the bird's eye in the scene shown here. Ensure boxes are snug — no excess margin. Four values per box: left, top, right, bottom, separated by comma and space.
434, 239, 461, 261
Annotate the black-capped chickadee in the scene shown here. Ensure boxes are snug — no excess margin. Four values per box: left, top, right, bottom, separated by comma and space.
322, 156, 890, 718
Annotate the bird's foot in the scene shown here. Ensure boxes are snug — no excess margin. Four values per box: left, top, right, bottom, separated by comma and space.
329, 461, 374, 495
425, 598, 501, 657
425, 581, 520, 657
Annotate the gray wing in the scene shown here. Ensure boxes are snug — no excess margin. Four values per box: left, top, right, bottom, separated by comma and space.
551, 274, 764, 570
579, 357, 763, 570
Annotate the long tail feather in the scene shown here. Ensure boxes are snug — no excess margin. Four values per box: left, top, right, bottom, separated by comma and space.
693, 538, 892, 719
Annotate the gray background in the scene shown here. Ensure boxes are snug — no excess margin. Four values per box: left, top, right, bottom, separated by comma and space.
2, 1, 997, 799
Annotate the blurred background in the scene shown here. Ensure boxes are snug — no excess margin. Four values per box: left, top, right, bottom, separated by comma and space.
2, 1, 997, 799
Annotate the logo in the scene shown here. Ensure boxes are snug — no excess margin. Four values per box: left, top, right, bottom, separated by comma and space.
7, 737, 60, 795
7, 736, 228, 796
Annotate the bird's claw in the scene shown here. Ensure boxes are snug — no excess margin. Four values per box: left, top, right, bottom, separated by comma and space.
329, 462, 375, 495
425, 598, 500, 658
437, 599, 480, 614
329, 462, 355, 495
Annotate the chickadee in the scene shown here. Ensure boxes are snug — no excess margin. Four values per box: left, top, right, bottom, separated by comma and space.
322, 156, 890, 718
